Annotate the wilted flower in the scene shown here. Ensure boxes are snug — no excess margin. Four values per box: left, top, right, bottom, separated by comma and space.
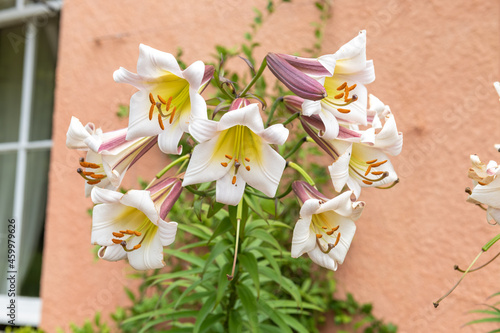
183, 103, 289, 205
91, 177, 181, 270
291, 181, 364, 271
114, 44, 214, 154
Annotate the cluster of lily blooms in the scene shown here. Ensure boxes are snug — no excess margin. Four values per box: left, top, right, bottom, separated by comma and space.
66, 30, 402, 271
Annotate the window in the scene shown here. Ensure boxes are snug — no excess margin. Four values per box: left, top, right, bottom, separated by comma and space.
0, 0, 61, 327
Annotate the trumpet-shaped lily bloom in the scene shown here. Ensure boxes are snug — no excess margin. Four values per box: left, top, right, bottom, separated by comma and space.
66, 117, 157, 196
467, 154, 500, 225
91, 178, 181, 270
289, 31, 374, 140
291, 181, 364, 271
183, 103, 289, 206
114, 44, 214, 154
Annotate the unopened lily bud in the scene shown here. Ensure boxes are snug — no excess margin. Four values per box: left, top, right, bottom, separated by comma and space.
266, 53, 327, 101
202, 65, 215, 85
229, 98, 251, 111
283, 95, 304, 114
292, 181, 328, 203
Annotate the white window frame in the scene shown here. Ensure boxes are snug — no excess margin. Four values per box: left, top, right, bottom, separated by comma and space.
0, 0, 62, 327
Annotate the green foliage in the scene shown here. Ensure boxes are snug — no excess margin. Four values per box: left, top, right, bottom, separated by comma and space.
4, 327, 45, 333
466, 292, 500, 331
116, 104, 129, 119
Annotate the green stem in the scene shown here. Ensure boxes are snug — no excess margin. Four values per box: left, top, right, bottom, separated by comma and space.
174, 158, 189, 177
288, 161, 315, 186
240, 58, 267, 96
184, 185, 214, 197
282, 112, 299, 126
156, 154, 190, 179
265, 97, 283, 127
483, 232, 500, 251
283, 136, 308, 159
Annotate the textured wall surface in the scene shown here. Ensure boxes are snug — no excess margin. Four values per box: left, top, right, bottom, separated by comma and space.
41, 0, 500, 332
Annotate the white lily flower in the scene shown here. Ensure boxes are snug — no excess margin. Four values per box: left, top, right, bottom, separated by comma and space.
301, 30, 375, 139
91, 178, 181, 270
494, 82, 500, 100
114, 44, 214, 155
467, 155, 500, 225
66, 117, 157, 197
291, 181, 364, 271
183, 103, 289, 206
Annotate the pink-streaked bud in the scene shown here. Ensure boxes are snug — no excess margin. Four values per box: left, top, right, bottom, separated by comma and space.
266, 53, 327, 101
148, 177, 183, 220
277, 54, 332, 77
202, 65, 215, 86
292, 181, 328, 203
283, 95, 304, 114
229, 98, 251, 111
299, 116, 339, 160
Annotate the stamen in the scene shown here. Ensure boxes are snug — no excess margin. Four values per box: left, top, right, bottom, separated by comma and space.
166, 96, 173, 111
334, 92, 344, 99
348, 84, 357, 90
81, 171, 95, 176
158, 113, 165, 130
365, 165, 372, 176
225, 154, 233, 159
112, 232, 124, 238
371, 171, 384, 175
245, 157, 250, 162
149, 93, 155, 105
326, 230, 334, 235
126, 230, 135, 235
334, 233, 341, 246
232, 176, 237, 185
337, 82, 347, 90
337, 108, 351, 114
169, 106, 176, 124
316, 234, 323, 238
133, 244, 141, 250
87, 179, 101, 185
119, 230, 127, 234
366, 159, 378, 164
157, 95, 167, 104
112, 238, 123, 244
133, 231, 142, 236
245, 166, 250, 171
363, 180, 373, 185
332, 225, 339, 231
89, 173, 106, 179
149, 104, 154, 120
221, 162, 228, 167
370, 160, 388, 167
79, 158, 100, 169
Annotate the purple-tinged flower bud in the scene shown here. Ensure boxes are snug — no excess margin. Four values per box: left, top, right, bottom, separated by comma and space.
266, 53, 327, 101
292, 181, 328, 203
229, 98, 251, 111
283, 95, 304, 114
147, 177, 183, 220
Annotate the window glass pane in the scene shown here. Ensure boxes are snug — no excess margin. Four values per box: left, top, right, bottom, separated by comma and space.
0, 25, 24, 143
0, 0, 15, 10
30, 17, 58, 141
19, 149, 50, 296
0, 151, 17, 294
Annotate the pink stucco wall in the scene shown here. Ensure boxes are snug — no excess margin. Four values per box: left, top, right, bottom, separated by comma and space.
42, 0, 500, 332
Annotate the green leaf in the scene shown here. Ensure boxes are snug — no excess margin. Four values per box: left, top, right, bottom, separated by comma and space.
239, 252, 260, 297
203, 238, 232, 274
247, 228, 281, 252
193, 294, 217, 333
177, 223, 211, 240
123, 287, 135, 302
199, 313, 225, 333
229, 310, 243, 333
215, 263, 232, 307
207, 200, 225, 218
237, 284, 259, 332
254, 247, 281, 279
258, 299, 293, 333
116, 104, 129, 118
164, 249, 205, 267
194, 197, 203, 221
276, 312, 310, 333
207, 216, 233, 244
260, 266, 302, 306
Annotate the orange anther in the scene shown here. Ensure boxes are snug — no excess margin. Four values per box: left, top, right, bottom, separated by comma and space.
158, 95, 167, 104
120, 230, 127, 234
112, 238, 123, 244
134, 231, 142, 236
158, 113, 165, 130
126, 230, 134, 235
90, 174, 106, 179
334, 233, 341, 246
149, 93, 155, 104
232, 176, 237, 184
316, 234, 323, 239
337, 82, 347, 90
245, 166, 250, 171
337, 108, 351, 114
332, 225, 339, 231
370, 160, 388, 167
225, 154, 233, 159
169, 106, 176, 124
87, 179, 101, 185
112, 232, 124, 238
149, 104, 155, 120
334, 92, 344, 99
321, 226, 328, 229
365, 165, 372, 176
166, 96, 173, 110
348, 84, 357, 90
221, 162, 228, 167
371, 171, 384, 175
79, 161, 100, 169
362, 180, 373, 185
245, 157, 250, 162
326, 230, 334, 235
366, 159, 378, 164
133, 244, 141, 250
